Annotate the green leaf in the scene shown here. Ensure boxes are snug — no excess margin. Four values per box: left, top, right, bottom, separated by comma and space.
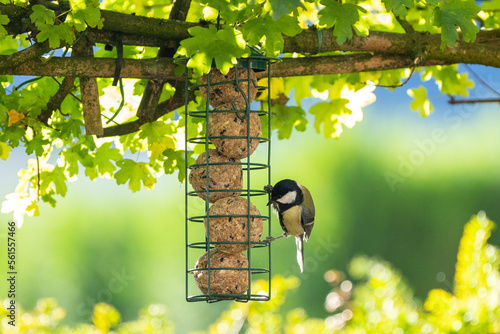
68, 7, 103, 31
177, 25, 249, 74
309, 99, 351, 138
271, 105, 308, 139
284, 76, 313, 105
91, 142, 122, 179
268, 0, 305, 19
25, 133, 50, 156
382, 0, 415, 17
432, 0, 480, 49
243, 14, 302, 56
115, 159, 156, 192
407, 86, 434, 117
318, 0, 367, 45
201, 0, 260, 24
0, 141, 10, 160
40, 166, 68, 197
422, 65, 474, 96
30, 4, 55, 28
61, 148, 80, 177
138, 121, 175, 146
37, 24, 74, 48
163, 149, 194, 183
0, 12, 10, 39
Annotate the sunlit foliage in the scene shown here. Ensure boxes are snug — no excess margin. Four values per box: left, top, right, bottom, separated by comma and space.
0, 0, 487, 224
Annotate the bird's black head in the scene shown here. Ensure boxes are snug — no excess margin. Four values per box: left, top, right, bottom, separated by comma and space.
267, 179, 303, 210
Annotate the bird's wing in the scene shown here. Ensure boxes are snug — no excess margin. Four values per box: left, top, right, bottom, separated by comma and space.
300, 187, 315, 241
301, 205, 314, 241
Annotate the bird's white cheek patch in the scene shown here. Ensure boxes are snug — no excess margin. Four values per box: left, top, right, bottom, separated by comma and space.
277, 190, 297, 204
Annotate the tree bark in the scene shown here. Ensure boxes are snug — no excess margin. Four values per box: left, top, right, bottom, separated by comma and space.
72, 38, 103, 136
0, 53, 449, 79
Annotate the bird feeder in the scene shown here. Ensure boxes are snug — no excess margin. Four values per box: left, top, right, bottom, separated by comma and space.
181, 51, 275, 302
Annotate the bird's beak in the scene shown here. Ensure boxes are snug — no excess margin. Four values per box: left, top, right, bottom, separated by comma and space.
267, 199, 273, 206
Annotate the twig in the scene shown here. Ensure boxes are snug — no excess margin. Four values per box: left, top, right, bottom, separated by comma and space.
448, 96, 500, 104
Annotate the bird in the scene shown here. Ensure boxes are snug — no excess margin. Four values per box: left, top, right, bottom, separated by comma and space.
264, 179, 315, 273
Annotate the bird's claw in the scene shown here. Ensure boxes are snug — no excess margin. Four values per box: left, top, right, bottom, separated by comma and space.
263, 235, 275, 244
264, 184, 273, 193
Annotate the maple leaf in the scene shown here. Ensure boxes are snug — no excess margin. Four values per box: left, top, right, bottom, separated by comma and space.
40, 166, 68, 197
271, 105, 308, 139
29, 4, 55, 28
408, 86, 434, 117
433, 0, 480, 49
163, 149, 194, 183
115, 159, 156, 192
309, 99, 351, 138
423, 65, 474, 96
268, 0, 305, 19
382, 0, 415, 17
244, 14, 302, 56
37, 24, 74, 49
318, 0, 367, 45
177, 25, 249, 74
7, 109, 25, 127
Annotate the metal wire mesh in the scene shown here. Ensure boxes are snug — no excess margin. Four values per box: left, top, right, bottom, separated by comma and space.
182, 54, 275, 302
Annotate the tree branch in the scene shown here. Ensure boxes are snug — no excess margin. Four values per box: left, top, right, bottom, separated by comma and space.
448, 97, 500, 105
0, 41, 52, 73
86, 29, 177, 48
72, 37, 103, 136
0, 3, 196, 38
0, 53, 447, 79
266, 54, 447, 78
38, 77, 76, 124
2, 56, 178, 79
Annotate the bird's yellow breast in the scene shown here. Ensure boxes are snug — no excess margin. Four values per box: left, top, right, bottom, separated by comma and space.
282, 206, 304, 236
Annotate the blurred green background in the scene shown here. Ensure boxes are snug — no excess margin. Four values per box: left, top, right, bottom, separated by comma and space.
1, 66, 500, 332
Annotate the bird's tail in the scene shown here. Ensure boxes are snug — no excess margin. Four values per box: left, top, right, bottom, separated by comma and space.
295, 235, 304, 273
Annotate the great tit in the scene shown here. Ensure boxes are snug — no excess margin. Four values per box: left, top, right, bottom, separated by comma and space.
265, 179, 315, 273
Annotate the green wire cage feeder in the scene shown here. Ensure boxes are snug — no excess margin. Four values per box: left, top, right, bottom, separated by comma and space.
182, 51, 276, 303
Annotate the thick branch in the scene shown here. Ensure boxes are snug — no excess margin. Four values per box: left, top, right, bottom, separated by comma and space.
264, 54, 447, 79
0, 53, 448, 79
99, 10, 195, 41
0, 41, 51, 73
0, 3, 196, 38
2, 57, 178, 79
73, 38, 103, 136
87, 29, 177, 48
